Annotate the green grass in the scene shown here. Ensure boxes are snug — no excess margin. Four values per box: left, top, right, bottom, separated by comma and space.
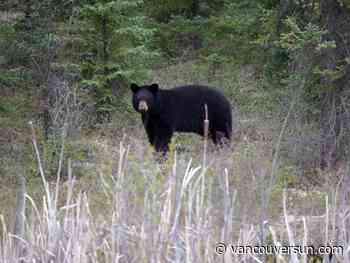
0, 61, 347, 262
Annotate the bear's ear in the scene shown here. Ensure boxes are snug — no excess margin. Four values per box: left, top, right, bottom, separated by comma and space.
130, 83, 140, 93
149, 83, 159, 94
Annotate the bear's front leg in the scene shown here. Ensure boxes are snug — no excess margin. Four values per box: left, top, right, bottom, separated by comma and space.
145, 125, 155, 145
142, 114, 155, 145
154, 132, 172, 155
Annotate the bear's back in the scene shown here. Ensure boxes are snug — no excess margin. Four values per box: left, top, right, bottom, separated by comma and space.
162, 85, 229, 106
159, 85, 232, 133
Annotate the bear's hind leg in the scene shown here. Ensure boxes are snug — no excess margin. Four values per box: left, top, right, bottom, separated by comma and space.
213, 130, 231, 148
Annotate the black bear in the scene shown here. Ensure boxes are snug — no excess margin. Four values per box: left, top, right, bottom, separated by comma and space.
131, 83, 232, 153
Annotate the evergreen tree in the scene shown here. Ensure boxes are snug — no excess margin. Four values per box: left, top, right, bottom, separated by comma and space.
78, 0, 158, 119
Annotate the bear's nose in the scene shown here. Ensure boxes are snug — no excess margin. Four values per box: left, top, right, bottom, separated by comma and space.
138, 100, 148, 112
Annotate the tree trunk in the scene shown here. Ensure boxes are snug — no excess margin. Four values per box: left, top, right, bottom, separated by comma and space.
276, 0, 293, 36
101, 16, 109, 78
189, 0, 199, 18
319, 0, 350, 168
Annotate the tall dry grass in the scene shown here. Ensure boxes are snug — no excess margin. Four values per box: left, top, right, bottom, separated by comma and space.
1, 118, 349, 263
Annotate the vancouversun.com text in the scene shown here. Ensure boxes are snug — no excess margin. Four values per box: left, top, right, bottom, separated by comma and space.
215, 243, 343, 256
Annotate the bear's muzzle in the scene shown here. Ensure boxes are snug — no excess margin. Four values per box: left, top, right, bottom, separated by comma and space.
138, 100, 148, 112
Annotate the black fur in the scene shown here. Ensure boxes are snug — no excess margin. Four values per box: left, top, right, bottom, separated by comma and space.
131, 83, 232, 153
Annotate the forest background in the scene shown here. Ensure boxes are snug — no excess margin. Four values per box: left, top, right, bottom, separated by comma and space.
0, 0, 350, 262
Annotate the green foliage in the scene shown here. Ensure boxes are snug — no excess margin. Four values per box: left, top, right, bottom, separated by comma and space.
153, 0, 277, 69
0, 22, 27, 67
155, 15, 204, 58
0, 70, 20, 87
201, 1, 275, 62
1, 0, 349, 179
147, 0, 193, 21
340, 0, 350, 9
0, 100, 16, 114
279, 18, 326, 53
0, 22, 15, 41
78, 0, 159, 117
146, 0, 225, 22
277, 18, 332, 112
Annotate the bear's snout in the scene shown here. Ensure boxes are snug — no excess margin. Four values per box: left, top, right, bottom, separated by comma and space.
138, 100, 148, 112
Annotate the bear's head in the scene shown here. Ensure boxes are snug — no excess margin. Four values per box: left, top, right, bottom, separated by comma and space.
130, 83, 159, 114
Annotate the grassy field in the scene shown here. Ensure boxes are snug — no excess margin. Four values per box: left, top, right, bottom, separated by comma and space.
0, 61, 349, 262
